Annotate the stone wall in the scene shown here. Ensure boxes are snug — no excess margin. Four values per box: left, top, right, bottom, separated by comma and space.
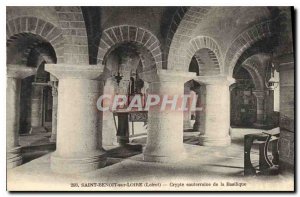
277, 54, 294, 172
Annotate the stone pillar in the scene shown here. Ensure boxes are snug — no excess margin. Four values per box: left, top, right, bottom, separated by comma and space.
266, 90, 275, 126
273, 70, 280, 112
139, 70, 196, 162
276, 57, 294, 172
253, 90, 266, 127
195, 76, 235, 146
183, 82, 192, 130
45, 64, 106, 174
117, 113, 130, 145
193, 86, 205, 133
30, 84, 46, 134
7, 64, 36, 168
102, 77, 118, 146
49, 77, 58, 143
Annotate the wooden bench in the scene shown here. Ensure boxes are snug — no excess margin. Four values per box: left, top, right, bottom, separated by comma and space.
244, 130, 280, 176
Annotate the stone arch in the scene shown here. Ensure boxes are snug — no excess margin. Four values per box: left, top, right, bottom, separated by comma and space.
225, 20, 273, 76
163, 7, 189, 69
6, 17, 64, 63
33, 46, 57, 65
165, 7, 189, 50
27, 44, 57, 68
96, 25, 163, 70
186, 36, 222, 75
242, 63, 264, 91
19, 40, 58, 67
166, 7, 211, 70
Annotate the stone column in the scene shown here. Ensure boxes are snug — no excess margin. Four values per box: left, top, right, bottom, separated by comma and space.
253, 90, 266, 127
102, 77, 118, 146
183, 82, 192, 130
276, 57, 294, 172
7, 64, 36, 168
49, 77, 58, 143
193, 86, 205, 133
30, 84, 46, 134
139, 70, 196, 162
195, 76, 235, 146
266, 90, 275, 126
45, 64, 106, 174
116, 113, 130, 145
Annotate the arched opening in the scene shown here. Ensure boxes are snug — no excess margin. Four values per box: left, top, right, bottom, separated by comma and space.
19, 43, 57, 135
7, 33, 57, 165
182, 54, 206, 146
183, 58, 200, 131
178, 37, 224, 146
231, 66, 256, 127
183, 46, 221, 133
230, 47, 280, 130
101, 42, 155, 148
193, 48, 221, 76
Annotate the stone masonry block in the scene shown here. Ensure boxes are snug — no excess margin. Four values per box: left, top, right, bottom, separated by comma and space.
129, 26, 137, 41
27, 17, 38, 32
35, 19, 46, 35
120, 25, 129, 41
41, 23, 54, 37
112, 27, 122, 42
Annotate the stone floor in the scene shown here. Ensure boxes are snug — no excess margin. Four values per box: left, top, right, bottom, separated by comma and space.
7, 128, 294, 191
19, 132, 53, 147
19, 132, 55, 165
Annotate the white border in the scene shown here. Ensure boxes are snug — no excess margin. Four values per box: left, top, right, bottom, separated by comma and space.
1, 1, 299, 196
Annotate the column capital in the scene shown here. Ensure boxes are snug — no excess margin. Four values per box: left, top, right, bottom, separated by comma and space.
273, 53, 294, 71
45, 64, 104, 80
50, 81, 58, 97
229, 83, 237, 92
277, 62, 294, 72
7, 64, 37, 79
138, 69, 196, 83
192, 85, 205, 94
194, 75, 235, 86
50, 74, 58, 82
184, 80, 194, 88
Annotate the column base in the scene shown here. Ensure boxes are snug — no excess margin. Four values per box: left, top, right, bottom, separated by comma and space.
103, 141, 119, 147
117, 136, 129, 146
193, 122, 200, 131
49, 134, 56, 143
144, 152, 187, 163
199, 135, 231, 146
50, 150, 107, 174
193, 123, 204, 133
253, 122, 267, 128
143, 146, 187, 163
183, 121, 193, 130
7, 146, 22, 169
102, 134, 118, 146
30, 126, 47, 134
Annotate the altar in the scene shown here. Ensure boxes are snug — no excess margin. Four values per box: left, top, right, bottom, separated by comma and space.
112, 110, 148, 144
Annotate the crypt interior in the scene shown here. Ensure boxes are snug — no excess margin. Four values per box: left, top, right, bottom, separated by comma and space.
6, 6, 294, 190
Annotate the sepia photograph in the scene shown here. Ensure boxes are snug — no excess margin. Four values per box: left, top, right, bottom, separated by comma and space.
4, 3, 295, 192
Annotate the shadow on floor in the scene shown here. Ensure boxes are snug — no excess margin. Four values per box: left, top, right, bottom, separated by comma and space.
105, 144, 143, 167
19, 129, 272, 177
183, 135, 200, 145
21, 143, 56, 164
183, 128, 197, 132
